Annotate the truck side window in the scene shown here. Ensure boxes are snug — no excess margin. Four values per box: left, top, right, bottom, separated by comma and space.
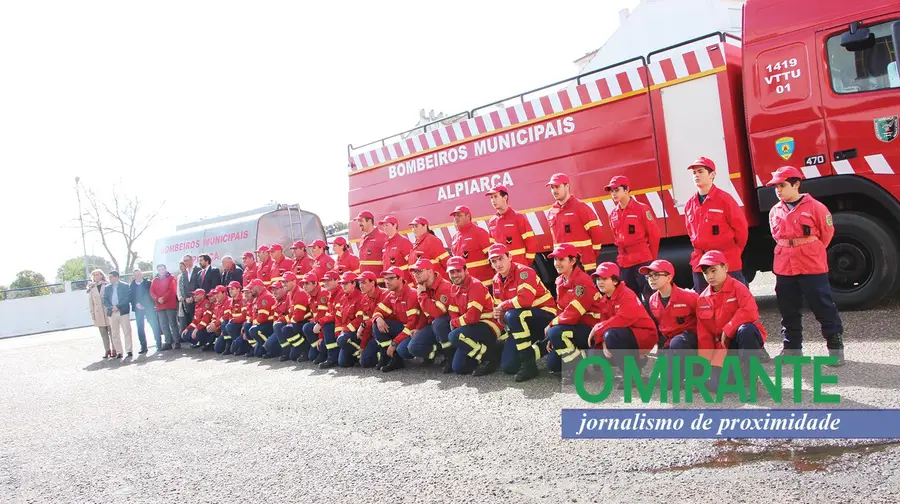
827, 20, 899, 94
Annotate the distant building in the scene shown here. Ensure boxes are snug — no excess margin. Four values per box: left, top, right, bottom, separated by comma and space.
576, 0, 745, 74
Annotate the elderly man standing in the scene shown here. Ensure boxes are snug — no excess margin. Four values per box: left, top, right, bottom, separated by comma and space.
103, 271, 134, 359
130, 269, 160, 354
151, 264, 179, 351
221, 255, 244, 287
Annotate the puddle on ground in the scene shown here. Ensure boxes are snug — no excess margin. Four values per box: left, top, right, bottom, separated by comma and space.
653, 439, 900, 473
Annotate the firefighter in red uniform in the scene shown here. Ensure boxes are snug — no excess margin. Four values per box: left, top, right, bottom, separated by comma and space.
353, 271, 389, 368
406, 259, 455, 372
371, 266, 423, 372
331, 271, 366, 369
605, 175, 660, 305
264, 272, 308, 361
181, 288, 213, 349
544, 244, 604, 382
588, 262, 658, 383
641, 260, 699, 387
219, 281, 244, 354
486, 185, 538, 267
261, 281, 290, 359
696, 250, 769, 388
268, 244, 294, 282
379, 215, 413, 282
333, 236, 361, 274
309, 271, 341, 365
766, 166, 844, 365
445, 256, 503, 376
356, 210, 388, 281
407, 216, 450, 278
290, 240, 313, 276
241, 252, 258, 287
684, 157, 749, 293
489, 243, 558, 382
232, 288, 256, 356
546, 173, 604, 272
206, 286, 229, 352
255, 245, 274, 287
246, 278, 277, 358
291, 273, 323, 362
309, 239, 336, 280
449, 205, 493, 287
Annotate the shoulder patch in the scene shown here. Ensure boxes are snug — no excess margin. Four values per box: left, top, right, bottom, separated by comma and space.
440, 294, 448, 304
320, 296, 328, 304
575, 285, 585, 297
519, 271, 528, 281
826, 214, 833, 227
646, 210, 654, 220
261, 299, 268, 307
326, 261, 334, 269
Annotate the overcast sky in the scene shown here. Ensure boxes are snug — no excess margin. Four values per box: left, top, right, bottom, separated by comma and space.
0, 0, 638, 284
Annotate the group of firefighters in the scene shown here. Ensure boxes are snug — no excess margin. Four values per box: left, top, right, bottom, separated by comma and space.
179, 157, 846, 387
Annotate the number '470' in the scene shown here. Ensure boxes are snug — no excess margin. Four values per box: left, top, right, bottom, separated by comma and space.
767, 58, 798, 73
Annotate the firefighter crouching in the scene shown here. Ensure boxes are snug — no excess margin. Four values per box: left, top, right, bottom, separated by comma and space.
642, 260, 699, 388
264, 272, 309, 361
329, 271, 365, 369
206, 286, 229, 353
489, 243, 558, 383
245, 278, 277, 358
217, 281, 245, 354
353, 271, 388, 368
181, 288, 213, 349
370, 266, 423, 372
405, 259, 454, 371
445, 256, 503, 376
308, 271, 342, 365
291, 273, 325, 363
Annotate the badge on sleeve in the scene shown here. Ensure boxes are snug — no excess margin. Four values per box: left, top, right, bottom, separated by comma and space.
826, 214, 833, 227
261, 299, 268, 307
320, 296, 328, 304
519, 271, 528, 281
440, 295, 448, 304
575, 285, 585, 297
646, 210, 654, 221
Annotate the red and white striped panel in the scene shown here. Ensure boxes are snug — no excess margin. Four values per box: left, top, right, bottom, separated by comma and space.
647, 42, 726, 87
752, 153, 896, 188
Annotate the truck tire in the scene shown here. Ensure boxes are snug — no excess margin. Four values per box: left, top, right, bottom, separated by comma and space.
828, 211, 899, 311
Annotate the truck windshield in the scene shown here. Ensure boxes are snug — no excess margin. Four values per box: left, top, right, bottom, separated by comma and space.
827, 20, 899, 94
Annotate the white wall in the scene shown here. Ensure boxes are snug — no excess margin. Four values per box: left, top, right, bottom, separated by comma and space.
0, 289, 137, 339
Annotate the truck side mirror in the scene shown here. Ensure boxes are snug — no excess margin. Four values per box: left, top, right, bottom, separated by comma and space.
841, 21, 875, 51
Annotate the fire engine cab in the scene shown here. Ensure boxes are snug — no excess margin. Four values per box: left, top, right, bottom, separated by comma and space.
347, 0, 900, 310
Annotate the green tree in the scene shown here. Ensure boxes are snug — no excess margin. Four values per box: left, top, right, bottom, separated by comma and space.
136, 260, 153, 272
9, 270, 50, 298
325, 221, 349, 235
0, 284, 7, 301
56, 255, 114, 282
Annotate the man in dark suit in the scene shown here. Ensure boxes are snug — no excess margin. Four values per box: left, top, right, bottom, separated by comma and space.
197, 253, 222, 292
102, 271, 134, 357
180, 254, 202, 336
129, 268, 160, 354
221, 255, 244, 287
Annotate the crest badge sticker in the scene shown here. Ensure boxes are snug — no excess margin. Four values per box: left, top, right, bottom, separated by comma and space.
874, 116, 898, 143
574, 285, 585, 297
775, 136, 795, 160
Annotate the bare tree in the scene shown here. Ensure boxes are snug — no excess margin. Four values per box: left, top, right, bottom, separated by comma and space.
82, 186, 162, 273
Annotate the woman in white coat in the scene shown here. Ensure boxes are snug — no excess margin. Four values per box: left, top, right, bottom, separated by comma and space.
87, 269, 114, 359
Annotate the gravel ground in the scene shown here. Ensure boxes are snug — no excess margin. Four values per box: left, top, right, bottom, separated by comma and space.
2, 273, 899, 504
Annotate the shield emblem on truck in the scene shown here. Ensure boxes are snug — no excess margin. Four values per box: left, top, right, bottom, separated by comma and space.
775, 137, 795, 160
874, 116, 898, 143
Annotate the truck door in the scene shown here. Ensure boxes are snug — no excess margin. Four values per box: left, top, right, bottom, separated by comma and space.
818, 15, 900, 178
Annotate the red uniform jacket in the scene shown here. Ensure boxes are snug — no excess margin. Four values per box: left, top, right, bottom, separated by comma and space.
451, 223, 493, 286
417, 277, 454, 324
257, 258, 274, 286
306, 286, 329, 323
373, 285, 423, 343
494, 262, 557, 315
270, 256, 295, 281
547, 196, 603, 271
229, 295, 247, 325
271, 293, 291, 324
648, 286, 699, 346
591, 283, 658, 352
448, 275, 500, 336
382, 234, 414, 281
252, 290, 277, 325
337, 251, 361, 275
337, 289, 365, 334
316, 287, 342, 329
609, 198, 661, 268
211, 299, 229, 331
408, 233, 450, 275
292, 255, 313, 276
358, 228, 388, 277
244, 297, 257, 331
696, 276, 768, 366
488, 208, 538, 266
188, 299, 213, 331
359, 286, 389, 349
242, 263, 258, 287
311, 253, 336, 281
286, 286, 310, 325
685, 185, 749, 272
549, 268, 603, 327
769, 195, 834, 276
150, 274, 178, 311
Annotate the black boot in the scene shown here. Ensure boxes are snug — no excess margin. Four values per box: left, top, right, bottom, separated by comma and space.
825, 334, 845, 367
382, 354, 405, 373
319, 359, 338, 369
313, 352, 328, 365
514, 356, 539, 383
472, 357, 498, 376
778, 347, 804, 358
296, 352, 309, 363
441, 348, 455, 374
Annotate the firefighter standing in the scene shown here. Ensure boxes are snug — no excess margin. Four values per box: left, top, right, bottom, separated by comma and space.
445, 256, 503, 376
684, 157, 749, 292
766, 166, 844, 365
379, 215, 413, 282
489, 243, 557, 382
546, 173, 604, 272
333, 236, 361, 274
356, 210, 388, 280
242, 252, 258, 287
407, 217, 450, 277
309, 239, 335, 280
604, 175, 660, 305
268, 244, 294, 281
256, 246, 274, 287
486, 185, 538, 267
290, 241, 313, 277
449, 205, 493, 287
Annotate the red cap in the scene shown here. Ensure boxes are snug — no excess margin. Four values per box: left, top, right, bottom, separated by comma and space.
638, 260, 675, 277
446, 256, 467, 272
282, 271, 297, 282
448, 205, 471, 216
256, 245, 270, 253
211, 286, 224, 294
409, 216, 429, 226
191, 288, 206, 296
242, 287, 251, 293
378, 215, 399, 226
303, 273, 319, 284
323, 271, 340, 282
247, 279, 265, 289
356, 210, 375, 221
358, 271, 378, 283
604, 175, 630, 191
291, 240, 307, 249
271, 281, 284, 290
227, 281, 242, 290
698, 250, 729, 267
339, 272, 359, 283
242, 252, 255, 260
270, 244, 283, 252
310, 239, 327, 248
488, 243, 510, 259
546, 173, 570, 186
688, 157, 716, 172
548, 243, 579, 259
485, 185, 509, 196
766, 166, 804, 186
591, 262, 621, 279
381, 266, 405, 278
410, 258, 434, 271
332, 236, 348, 246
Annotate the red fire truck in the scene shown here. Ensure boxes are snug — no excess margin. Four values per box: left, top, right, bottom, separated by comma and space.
347, 0, 900, 310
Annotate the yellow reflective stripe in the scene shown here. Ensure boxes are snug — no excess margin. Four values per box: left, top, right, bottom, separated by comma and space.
293, 304, 307, 311
448, 305, 460, 313
466, 259, 490, 268
434, 300, 447, 312
459, 317, 468, 326
347, 339, 360, 350
521, 232, 535, 239
508, 248, 526, 256
534, 293, 553, 306
570, 299, 586, 315
588, 312, 604, 318
402, 327, 413, 336
517, 310, 532, 340
592, 244, 602, 250
525, 253, 535, 260
435, 252, 450, 261
584, 220, 600, 230
280, 341, 290, 348
397, 264, 410, 270
325, 342, 338, 350
468, 301, 484, 311
377, 303, 393, 314
512, 298, 522, 309
518, 283, 537, 295
479, 313, 494, 320
458, 334, 482, 359
483, 320, 501, 336
355, 311, 364, 316
406, 308, 420, 316
562, 349, 586, 363
568, 239, 592, 247
360, 260, 382, 265
347, 323, 356, 332
379, 339, 392, 348
257, 309, 270, 315
258, 333, 268, 342
550, 316, 559, 326
481, 279, 492, 286
583, 262, 597, 271
317, 305, 328, 310
516, 340, 534, 351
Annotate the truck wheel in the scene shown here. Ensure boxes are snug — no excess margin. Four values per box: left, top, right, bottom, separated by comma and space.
828, 212, 899, 310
